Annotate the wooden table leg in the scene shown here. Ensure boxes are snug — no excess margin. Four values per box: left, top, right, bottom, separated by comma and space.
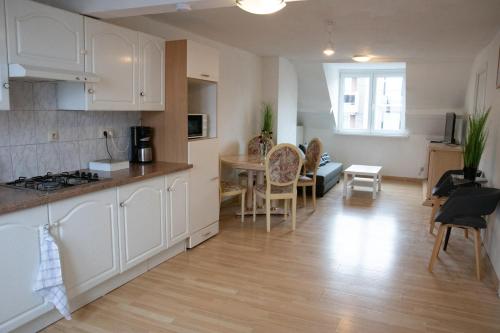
256, 171, 265, 208
246, 170, 255, 210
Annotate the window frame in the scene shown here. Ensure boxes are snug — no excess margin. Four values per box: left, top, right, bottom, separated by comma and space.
337, 69, 406, 136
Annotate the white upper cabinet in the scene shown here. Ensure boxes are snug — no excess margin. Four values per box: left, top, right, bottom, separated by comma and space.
118, 177, 166, 272
139, 33, 165, 111
166, 171, 190, 246
0, 0, 10, 110
84, 17, 139, 111
187, 40, 219, 82
5, 0, 84, 72
0, 207, 50, 333
49, 189, 119, 298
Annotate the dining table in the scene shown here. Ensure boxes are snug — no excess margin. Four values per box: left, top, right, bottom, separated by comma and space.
220, 154, 266, 211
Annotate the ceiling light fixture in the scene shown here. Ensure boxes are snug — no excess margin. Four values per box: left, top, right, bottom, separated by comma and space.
352, 55, 372, 62
323, 20, 335, 57
236, 0, 286, 15
175, 3, 192, 12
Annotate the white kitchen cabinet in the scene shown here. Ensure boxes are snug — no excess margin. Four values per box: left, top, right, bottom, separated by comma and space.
187, 40, 219, 82
166, 171, 190, 246
118, 177, 166, 272
5, 0, 84, 72
188, 138, 219, 247
0, 206, 50, 333
48, 188, 119, 298
84, 17, 139, 111
139, 33, 165, 111
0, 0, 10, 110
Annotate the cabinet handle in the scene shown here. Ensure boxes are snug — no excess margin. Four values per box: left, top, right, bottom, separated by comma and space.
167, 187, 175, 192
202, 231, 212, 238
75, 76, 80, 81
87, 88, 95, 94
120, 202, 126, 207
140, 91, 145, 97
200, 73, 210, 78
3, 82, 9, 89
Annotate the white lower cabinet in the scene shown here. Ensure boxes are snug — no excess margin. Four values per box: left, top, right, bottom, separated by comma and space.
166, 171, 190, 246
0, 207, 50, 333
118, 177, 166, 272
48, 188, 119, 299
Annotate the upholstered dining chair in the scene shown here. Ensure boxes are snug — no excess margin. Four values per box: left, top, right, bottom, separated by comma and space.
239, 135, 275, 185
297, 138, 323, 210
252, 144, 303, 232
219, 159, 246, 222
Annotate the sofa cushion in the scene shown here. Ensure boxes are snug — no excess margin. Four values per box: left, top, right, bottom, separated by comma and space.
312, 162, 342, 183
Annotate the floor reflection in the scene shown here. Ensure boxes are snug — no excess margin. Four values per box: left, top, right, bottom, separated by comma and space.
330, 214, 397, 272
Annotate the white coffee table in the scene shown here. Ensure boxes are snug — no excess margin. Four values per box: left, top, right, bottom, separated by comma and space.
343, 165, 383, 199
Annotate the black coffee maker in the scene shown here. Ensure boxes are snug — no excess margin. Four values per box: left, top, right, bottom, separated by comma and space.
130, 126, 153, 163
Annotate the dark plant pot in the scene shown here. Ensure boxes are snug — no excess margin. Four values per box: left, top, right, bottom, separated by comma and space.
463, 167, 477, 181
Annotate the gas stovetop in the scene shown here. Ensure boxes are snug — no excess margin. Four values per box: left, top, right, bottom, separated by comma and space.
3, 171, 102, 192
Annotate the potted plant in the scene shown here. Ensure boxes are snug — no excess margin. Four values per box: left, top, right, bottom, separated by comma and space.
261, 102, 273, 139
463, 107, 490, 181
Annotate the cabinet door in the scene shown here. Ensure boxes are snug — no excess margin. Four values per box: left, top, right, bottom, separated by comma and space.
5, 0, 84, 72
49, 189, 119, 298
166, 172, 189, 246
0, 207, 50, 333
0, 0, 9, 110
187, 40, 219, 82
139, 33, 165, 111
84, 17, 139, 111
118, 177, 166, 271
188, 139, 220, 233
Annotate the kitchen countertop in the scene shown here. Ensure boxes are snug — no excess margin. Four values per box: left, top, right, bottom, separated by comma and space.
0, 162, 192, 216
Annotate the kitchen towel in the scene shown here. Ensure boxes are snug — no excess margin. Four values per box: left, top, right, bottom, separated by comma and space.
33, 225, 71, 320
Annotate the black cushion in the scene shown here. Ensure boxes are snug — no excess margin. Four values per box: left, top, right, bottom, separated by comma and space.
451, 216, 487, 229
298, 144, 307, 154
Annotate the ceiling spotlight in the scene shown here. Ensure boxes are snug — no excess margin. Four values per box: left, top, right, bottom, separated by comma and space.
352, 55, 372, 62
323, 20, 335, 57
236, 0, 286, 15
323, 47, 335, 56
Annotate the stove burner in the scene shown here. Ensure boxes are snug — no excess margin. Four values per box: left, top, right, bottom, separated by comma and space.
3, 170, 102, 192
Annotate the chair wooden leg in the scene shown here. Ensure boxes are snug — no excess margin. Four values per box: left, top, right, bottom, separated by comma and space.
241, 191, 245, 223
252, 190, 257, 223
292, 196, 297, 231
266, 197, 271, 232
428, 224, 446, 273
473, 228, 482, 280
429, 197, 440, 234
302, 187, 306, 207
312, 185, 317, 210
284, 199, 288, 219
464, 229, 469, 239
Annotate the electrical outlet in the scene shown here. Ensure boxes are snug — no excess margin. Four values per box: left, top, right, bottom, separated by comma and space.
99, 128, 114, 138
48, 131, 59, 142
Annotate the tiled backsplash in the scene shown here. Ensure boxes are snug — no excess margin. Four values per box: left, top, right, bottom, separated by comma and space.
0, 81, 141, 182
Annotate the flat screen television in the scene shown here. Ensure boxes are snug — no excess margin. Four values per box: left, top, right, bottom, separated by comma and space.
444, 112, 456, 144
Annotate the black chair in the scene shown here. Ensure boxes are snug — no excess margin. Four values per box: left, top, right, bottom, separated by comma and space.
428, 187, 500, 280
428, 169, 483, 234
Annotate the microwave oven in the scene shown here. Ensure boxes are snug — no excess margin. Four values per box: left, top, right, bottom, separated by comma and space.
188, 114, 208, 139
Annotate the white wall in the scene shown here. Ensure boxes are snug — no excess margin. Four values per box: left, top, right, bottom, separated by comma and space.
261, 56, 298, 144
109, 16, 262, 156
277, 58, 298, 144
465, 31, 500, 280
297, 60, 471, 178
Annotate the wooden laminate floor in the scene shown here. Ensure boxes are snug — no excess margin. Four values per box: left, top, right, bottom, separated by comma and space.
43, 180, 500, 333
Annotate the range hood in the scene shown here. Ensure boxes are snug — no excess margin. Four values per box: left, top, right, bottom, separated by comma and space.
8, 64, 100, 83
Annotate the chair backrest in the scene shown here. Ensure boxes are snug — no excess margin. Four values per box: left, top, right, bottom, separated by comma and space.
436, 187, 500, 224
304, 138, 323, 175
248, 136, 274, 155
265, 144, 303, 188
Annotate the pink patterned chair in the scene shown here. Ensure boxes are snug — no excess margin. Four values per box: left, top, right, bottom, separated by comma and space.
239, 136, 275, 185
252, 144, 303, 232
297, 138, 323, 210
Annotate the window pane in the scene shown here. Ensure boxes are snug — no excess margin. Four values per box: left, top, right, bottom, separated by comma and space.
341, 76, 370, 130
374, 76, 404, 131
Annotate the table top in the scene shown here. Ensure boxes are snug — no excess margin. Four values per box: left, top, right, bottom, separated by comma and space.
344, 164, 382, 175
220, 154, 265, 171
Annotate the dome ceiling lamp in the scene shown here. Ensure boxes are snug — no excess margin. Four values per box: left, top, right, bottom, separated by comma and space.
236, 0, 286, 15
352, 55, 372, 62
323, 20, 335, 57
